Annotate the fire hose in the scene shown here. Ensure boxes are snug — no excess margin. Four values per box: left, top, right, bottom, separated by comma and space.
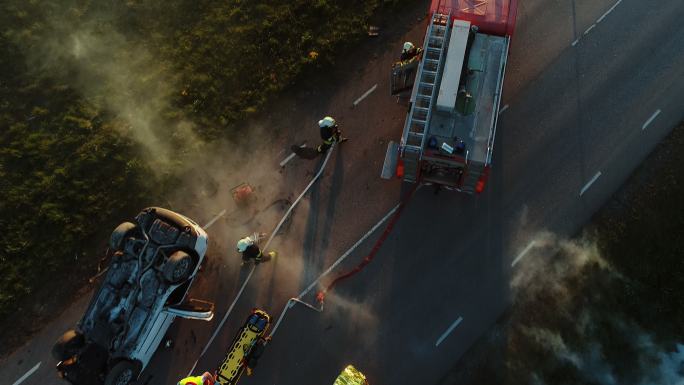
315, 183, 418, 304
187, 144, 337, 375
266, 183, 419, 342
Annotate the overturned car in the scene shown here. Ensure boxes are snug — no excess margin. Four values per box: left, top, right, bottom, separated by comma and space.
52, 207, 214, 385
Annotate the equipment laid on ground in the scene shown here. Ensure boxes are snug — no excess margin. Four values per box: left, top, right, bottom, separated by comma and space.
230, 183, 254, 207
214, 309, 272, 384
384, 0, 518, 193
334, 365, 370, 385
52, 207, 214, 385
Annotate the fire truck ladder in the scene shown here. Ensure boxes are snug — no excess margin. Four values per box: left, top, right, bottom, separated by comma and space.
400, 12, 451, 182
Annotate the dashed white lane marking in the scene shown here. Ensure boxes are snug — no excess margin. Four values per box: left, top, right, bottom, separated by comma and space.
12, 362, 41, 385
574, 0, 623, 47
642, 109, 661, 130
435, 316, 464, 347
279, 144, 307, 167
597, 0, 623, 23
511, 240, 537, 267
498, 104, 509, 115
580, 171, 602, 196
352, 84, 378, 107
203, 209, 227, 229
583, 24, 596, 35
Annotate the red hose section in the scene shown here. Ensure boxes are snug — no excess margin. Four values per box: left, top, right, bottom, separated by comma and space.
316, 184, 418, 303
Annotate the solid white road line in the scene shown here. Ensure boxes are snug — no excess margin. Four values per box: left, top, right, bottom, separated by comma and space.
12, 362, 41, 385
299, 202, 401, 298
203, 209, 227, 229
279, 144, 307, 167
580, 171, 602, 196
597, 0, 623, 23
498, 104, 509, 115
264, 146, 335, 251
269, 201, 404, 340
188, 265, 256, 375
435, 317, 463, 347
571, 39, 580, 47
188, 146, 338, 375
583, 24, 596, 35
642, 109, 661, 130
352, 84, 378, 107
511, 240, 537, 267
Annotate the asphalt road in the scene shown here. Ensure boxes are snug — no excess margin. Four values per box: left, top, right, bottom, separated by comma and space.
4, 0, 683, 384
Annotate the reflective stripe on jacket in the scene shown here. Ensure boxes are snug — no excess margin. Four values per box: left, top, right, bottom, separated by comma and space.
178, 376, 203, 385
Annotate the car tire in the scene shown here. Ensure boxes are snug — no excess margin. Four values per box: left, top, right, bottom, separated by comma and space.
109, 222, 137, 251
52, 329, 85, 361
162, 251, 195, 284
104, 360, 139, 385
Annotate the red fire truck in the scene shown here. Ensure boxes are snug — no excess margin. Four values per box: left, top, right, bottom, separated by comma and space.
384, 0, 518, 193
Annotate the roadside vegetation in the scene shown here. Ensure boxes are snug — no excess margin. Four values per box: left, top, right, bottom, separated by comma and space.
0, 0, 408, 354
439, 123, 684, 385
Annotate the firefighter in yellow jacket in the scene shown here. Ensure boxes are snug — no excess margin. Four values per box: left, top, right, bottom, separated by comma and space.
177, 371, 216, 385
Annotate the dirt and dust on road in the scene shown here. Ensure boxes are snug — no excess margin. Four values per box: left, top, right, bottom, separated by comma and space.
436, 123, 684, 385
0, 0, 432, 374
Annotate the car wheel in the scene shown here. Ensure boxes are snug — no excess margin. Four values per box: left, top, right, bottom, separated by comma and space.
104, 360, 139, 385
162, 251, 195, 283
109, 222, 137, 251
52, 329, 85, 361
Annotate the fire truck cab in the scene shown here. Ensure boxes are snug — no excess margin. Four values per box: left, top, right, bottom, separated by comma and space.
385, 0, 518, 194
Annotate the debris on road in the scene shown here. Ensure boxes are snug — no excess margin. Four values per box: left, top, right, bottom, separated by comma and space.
231, 183, 254, 207
292, 144, 319, 159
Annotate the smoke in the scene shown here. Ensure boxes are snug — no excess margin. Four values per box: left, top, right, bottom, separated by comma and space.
521, 322, 684, 385
321, 291, 379, 348
9, 1, 308, 242
510, 231, 684, 385
13, 1, 204, 171
511, 230, 613, 289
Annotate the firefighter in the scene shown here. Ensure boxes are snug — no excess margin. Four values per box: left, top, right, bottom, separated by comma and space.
177, 371, 216, 385
317, 116, 347, 153
400, 41, 422, 63
245, 336, 271, 376
237, 233, 276, 265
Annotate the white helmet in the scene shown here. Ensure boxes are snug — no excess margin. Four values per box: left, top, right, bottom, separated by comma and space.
403, 42, 415, 52
318, 116, 336, 128
236, 237, 253, 252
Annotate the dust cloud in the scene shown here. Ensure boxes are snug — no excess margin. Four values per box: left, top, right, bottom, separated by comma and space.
10, 2, 302, 249
13, 1, 381, 366
10, 1, 341, 321
511, 230, 616, 305
14, 1, 203, 171
321, 291, 379, 348
511, 231, 684, 385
